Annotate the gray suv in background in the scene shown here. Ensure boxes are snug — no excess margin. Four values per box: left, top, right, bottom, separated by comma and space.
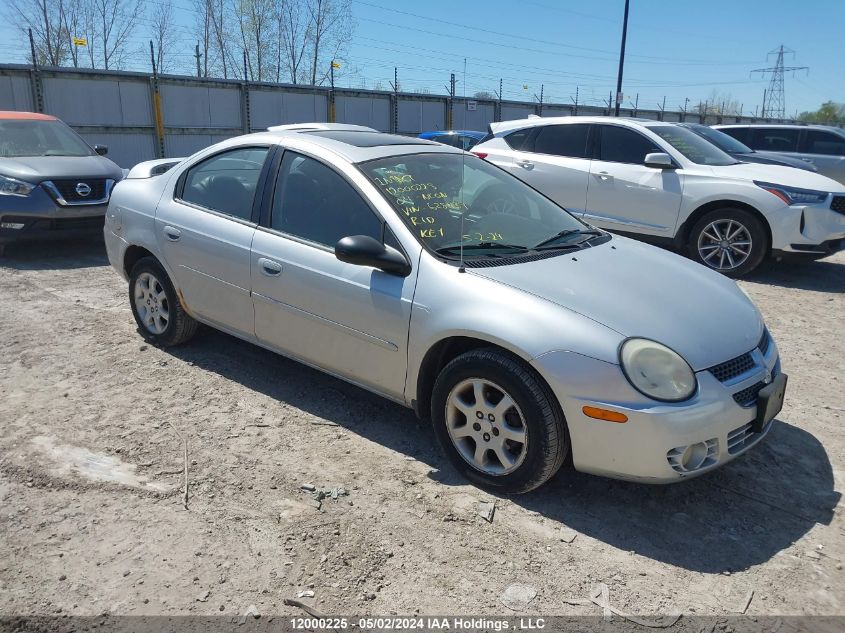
715, 124, 845, 185
0, 111, 123, 256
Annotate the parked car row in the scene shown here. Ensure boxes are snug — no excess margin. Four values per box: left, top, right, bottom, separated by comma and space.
99, 123, 789, 492
472, 117, 845, 276
3, 112, 838, 493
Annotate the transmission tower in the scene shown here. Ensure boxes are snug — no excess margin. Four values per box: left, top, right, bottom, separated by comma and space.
752, 45, 808, 119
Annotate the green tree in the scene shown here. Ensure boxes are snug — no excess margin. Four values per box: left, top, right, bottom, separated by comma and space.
798, 101, 845, 124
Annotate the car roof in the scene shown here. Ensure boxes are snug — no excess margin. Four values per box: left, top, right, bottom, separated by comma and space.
0, 111, 57, 121
232, 127, 464, 163
490, 115, 663, 135
715, 123, 845, 133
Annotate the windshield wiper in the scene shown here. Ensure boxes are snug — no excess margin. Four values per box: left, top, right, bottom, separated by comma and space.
434, 242, 529, 256
533, 228, 603, 250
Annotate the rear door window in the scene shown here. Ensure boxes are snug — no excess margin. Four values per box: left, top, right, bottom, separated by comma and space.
504, 128, 534, 151
801, 130, 845, 156
532, 124, 590, 158
749, 128, 800, 152
719, 127, 749, 144
179, 146, 269, 221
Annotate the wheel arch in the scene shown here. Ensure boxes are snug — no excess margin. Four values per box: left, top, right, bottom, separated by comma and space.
413, 335, 559, 422
678, 200, 772, 254
123, 244, 156, 278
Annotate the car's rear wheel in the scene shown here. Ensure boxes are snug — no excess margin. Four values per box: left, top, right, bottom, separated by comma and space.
431, 348, 568, 493
129, 257, 197, 346
688, 208, 768, 278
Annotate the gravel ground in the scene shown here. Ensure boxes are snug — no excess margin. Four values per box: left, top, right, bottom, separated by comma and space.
0, 238, 843, 622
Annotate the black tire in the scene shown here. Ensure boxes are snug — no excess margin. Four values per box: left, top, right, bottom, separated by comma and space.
430, 348, 568, 494
128, 256, 197, 346
688, 208, 768, 278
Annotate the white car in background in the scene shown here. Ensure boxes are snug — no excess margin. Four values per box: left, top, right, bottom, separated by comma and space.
473, 116, 845, 277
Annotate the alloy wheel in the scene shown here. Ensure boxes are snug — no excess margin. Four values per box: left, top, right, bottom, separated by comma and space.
445, 378, 528, 475
697, 219, 753, 271
134, 272, 170, 335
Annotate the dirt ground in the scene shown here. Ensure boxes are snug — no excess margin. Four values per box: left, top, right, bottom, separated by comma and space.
1, 238, 843, 623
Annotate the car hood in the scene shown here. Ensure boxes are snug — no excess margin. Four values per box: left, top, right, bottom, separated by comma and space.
0, 155, 123, 182
469, 236, 763, 371
709, 161, 843, 191
733, 151, 816, 172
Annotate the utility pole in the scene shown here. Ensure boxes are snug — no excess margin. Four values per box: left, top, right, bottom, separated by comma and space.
679, 97, 689, 122
533, 84, 544, 116
571, 86, 579, 116
752, 45, 808, 119
614, 0, 630, 117
388, 67, 399, 133
329, 60, 336, 123
195, 43, 201, 78
629, 93, 639, 117
494, 78, 503, 122
149, 41, 165, 159
447, 73, 456, 129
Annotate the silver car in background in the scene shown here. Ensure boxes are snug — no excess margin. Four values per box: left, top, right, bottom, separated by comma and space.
715, 123, 845, 186
104, 124, 786, 492
0, 111, 123, 255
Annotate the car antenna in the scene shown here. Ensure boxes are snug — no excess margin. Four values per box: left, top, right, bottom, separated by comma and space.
458, 57, 467, 273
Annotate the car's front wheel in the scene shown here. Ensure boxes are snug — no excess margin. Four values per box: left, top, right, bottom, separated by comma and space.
129, 257, 197, 346
688, 208, 768, 278
431, 348, 568, 493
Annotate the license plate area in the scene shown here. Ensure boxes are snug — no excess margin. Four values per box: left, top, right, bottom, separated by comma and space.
753, 372, 788, 432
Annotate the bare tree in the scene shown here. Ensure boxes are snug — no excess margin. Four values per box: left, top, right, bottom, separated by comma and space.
149, 0, 177, 73
275, 0, 308, 83
90, 0, 143, 69
7, 0, 69, 66
305, 0, 352, 86
195, 0, 232, 78
234, 0, 275, 81
191, 0, 211, 76
60, 0, 85, 67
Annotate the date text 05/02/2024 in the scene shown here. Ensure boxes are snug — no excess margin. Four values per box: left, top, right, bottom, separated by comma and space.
290, 617, 546, 631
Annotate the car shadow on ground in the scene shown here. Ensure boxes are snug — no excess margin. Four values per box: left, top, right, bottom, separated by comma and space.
163, 327, 839, 575
0, 238, 109, 270
746, 256, 845, 293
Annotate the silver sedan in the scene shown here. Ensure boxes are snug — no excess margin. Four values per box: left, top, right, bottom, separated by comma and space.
104, 124, 787, 492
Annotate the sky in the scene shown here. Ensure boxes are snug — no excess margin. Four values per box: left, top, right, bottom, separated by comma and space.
0, 0, 842, 117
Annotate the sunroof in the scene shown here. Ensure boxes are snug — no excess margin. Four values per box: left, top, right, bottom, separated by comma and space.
304, 130, 435, 147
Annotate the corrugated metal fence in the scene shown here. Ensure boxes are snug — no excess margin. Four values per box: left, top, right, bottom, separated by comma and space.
0, 63, 794, 168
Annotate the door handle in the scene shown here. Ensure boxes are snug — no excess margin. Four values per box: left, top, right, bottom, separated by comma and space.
163, 226, 181, 241
258, 257, 283, 276
596, 171, 613, 181
516, 159, 534, 170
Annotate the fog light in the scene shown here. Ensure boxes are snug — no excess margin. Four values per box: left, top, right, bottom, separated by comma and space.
680, 442, 708, 471
1, 222, 25, 229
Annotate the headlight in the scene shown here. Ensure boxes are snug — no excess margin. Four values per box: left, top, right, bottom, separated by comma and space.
754, 180, 828, 206
0, 174, 36, 197
619, 338, 697, 402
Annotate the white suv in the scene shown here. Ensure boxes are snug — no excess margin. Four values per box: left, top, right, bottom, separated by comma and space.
473, 116, 845, 276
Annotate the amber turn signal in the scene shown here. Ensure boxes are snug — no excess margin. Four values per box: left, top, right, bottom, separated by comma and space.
582, 406, 628, 423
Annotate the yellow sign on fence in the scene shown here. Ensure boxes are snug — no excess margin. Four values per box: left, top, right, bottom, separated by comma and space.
73, 37, 87, 46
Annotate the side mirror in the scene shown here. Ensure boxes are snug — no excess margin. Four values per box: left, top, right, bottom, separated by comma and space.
645, 152, 674, 169
94, 144, 109, 156
335, 235, 411, 277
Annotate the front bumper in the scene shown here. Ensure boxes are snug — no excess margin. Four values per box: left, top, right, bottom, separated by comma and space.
531, 338, 781, 483
0, 185, 109, 245
768, 198, 845, 254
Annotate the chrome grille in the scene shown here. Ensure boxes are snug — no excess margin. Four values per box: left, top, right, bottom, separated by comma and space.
51, 179, 107, 202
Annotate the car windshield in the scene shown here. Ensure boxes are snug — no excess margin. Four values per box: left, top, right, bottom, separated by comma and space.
648, 125, 740, 166
0, 119, 94, 158
359, 152, 590, 256
689, 125, 753, 154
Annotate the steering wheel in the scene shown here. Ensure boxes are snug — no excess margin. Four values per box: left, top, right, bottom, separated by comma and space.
469, 185, 530, 218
